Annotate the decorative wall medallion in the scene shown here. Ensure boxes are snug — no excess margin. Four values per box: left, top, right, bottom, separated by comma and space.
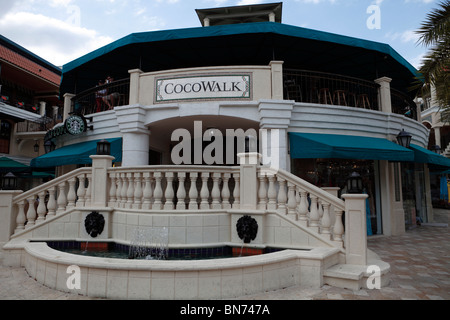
84, 211, 105, 238
236, 215, 258, 244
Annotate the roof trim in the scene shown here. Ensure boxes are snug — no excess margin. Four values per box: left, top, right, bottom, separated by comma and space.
61, 22, 418, 78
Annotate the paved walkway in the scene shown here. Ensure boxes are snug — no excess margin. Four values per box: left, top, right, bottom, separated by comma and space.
1, 213, 448, 300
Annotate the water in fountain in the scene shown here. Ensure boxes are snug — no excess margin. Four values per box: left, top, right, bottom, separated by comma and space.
128, 227, 169, 260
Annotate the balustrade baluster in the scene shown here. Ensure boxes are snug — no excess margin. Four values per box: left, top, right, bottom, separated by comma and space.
321, 202, 332, 240
176, 172, 187, 210
257, 172, 267, 210
133, 173, 143, 209
309, 195, 320, 232
153, 172, 163, 210
188, 172, 199, 210
126, 173, 135, 209
15, 200, 26, 232
77, 174, 86, 207
211, 173, 221, 209
287, 182, 297, 219
57, 183, 67, 214
85, 174, 92, 207
67, 177, 77, 208
142, 172, 153, 210
232, 173, 240, 209
120, 173, 128, 208
26, 197, 37, 228
36, 191, 47, 223
221, 173, 231, 209
115, 173, 123, 208
200, 172, 210, 210
333, 210, 344, 247
318, 200, 324, 221
267, 175, 277, 210
277, 178, 287, 214
297, 188, 308, 225
108, 173, 117, 207
47, 187, 57, 216
164, 172, 175, 210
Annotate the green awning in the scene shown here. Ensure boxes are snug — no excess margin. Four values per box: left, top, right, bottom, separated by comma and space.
31, 138, 122, 168
289, 132, 414, 161
0, 156, 30, 173
410, 144, 450, 169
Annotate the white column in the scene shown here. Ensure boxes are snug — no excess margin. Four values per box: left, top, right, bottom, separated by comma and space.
122, 132, 150, 167
374, 77, 392, 113
63, 93, 75, 121
39, 101, 46, 116
269, 61, 284, 100
128, 69, 143, 105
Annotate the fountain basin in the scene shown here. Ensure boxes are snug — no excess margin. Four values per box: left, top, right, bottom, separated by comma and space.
15, 241, 341, 299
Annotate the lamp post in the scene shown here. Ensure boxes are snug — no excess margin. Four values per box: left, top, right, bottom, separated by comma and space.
347, 172, 363, 194
96, 139, 111, 156
396, 129, 412, 149
244, 135, 257, 153
2, 172, 17, 190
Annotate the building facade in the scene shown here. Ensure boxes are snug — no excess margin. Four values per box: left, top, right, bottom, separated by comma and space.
33, 3, 449, 236
0, 34, 62, 190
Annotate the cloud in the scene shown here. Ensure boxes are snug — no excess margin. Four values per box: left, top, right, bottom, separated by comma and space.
0, 11, 113, 66
385, 30, 420, 44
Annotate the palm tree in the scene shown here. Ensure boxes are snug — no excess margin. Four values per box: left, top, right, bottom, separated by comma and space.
415, 0, 450, 118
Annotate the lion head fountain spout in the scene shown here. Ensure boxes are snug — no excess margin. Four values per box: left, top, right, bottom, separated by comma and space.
236, 215, 258, 244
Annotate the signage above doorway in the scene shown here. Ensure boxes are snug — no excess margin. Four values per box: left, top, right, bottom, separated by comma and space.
155, 74, 252, 103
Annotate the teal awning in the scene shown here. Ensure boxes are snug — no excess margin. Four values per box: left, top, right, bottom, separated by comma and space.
0, 156, 30, 173
31, 138, 122, 168
410, 144, 450, 169
289, 132, 414, 161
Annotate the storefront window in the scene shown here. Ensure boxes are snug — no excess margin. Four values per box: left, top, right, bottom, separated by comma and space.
401, 162, 428, 228
291, 158, 382, 235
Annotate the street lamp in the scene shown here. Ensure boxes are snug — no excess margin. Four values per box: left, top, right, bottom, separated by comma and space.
396, 129, 412, 149
44, 140, 56, 154
34, 141, 39, 153
244, 135, 257, 153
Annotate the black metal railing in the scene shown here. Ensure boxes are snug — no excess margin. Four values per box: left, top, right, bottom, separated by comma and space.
283, 69, 381, 111
72, 78, 130, 116
391, 89, 418, 121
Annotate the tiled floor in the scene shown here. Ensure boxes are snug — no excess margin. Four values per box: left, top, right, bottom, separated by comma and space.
1, 214, 448, 300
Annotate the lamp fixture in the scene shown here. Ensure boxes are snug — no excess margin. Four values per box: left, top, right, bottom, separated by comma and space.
396, 129, 412, 149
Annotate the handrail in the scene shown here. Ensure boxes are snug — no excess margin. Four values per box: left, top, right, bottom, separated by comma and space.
263, 167, 345, 211
12, 167, 90, 204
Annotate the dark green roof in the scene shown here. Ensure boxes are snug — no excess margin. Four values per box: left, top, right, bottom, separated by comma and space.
61, 22, 419, 97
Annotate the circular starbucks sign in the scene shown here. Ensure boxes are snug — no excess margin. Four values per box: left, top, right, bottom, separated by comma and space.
65, 115, 86, 135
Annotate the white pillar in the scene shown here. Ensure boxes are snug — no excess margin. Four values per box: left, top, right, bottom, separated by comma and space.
342, 194, 369, 265
63, 93, 75, 121
374, 77, 392, 113
39, 101, 46, 117
128, 69, 143, 105
237, 152, 261, 210
122, 132, 150, 167
90, 155, 114, 207
270, 61, 284, 100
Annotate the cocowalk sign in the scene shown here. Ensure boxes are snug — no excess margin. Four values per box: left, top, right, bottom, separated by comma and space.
155, 74, 251, 103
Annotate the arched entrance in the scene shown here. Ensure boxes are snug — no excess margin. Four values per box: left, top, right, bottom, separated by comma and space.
147, 115, 260, 166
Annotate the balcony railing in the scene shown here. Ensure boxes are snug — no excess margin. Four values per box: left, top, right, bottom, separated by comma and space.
283, 69, 380, 111
72, 78, 130, 116
391, 88, 419, 121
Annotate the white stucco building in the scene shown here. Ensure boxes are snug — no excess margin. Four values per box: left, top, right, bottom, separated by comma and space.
32, 2, 450, 236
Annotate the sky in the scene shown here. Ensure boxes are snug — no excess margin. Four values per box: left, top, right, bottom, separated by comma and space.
0, 0, 439, 70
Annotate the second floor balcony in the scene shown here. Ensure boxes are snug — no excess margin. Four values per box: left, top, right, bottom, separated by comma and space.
69, 66, 419, 122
